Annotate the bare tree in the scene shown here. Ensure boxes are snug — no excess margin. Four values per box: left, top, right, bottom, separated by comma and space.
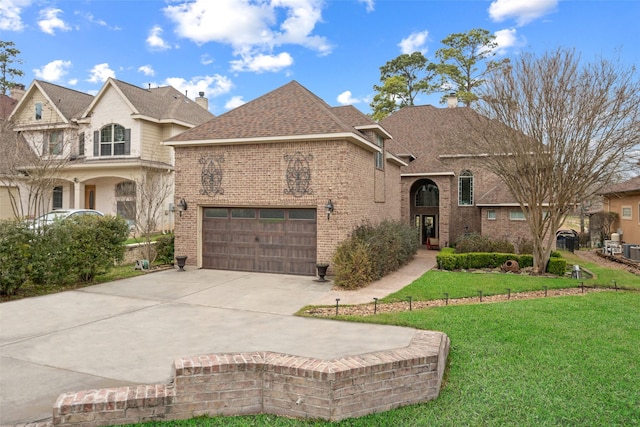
121, 166, 174, 263
0, 117, 71, 219
467, 48, 640, 273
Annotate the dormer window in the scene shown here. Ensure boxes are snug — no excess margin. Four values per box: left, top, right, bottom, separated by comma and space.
35, 103, 42, 120
94, 124, 130, 156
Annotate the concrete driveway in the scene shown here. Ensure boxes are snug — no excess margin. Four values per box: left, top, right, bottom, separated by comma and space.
0, 250, 436, 425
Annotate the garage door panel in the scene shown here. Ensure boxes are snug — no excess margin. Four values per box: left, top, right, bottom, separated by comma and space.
203, 208, 316, 275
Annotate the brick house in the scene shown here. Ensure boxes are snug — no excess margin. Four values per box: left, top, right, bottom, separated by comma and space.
3, 79, 213, 228
598, 175, 640, 244
165, 81, 406, 275
381, 103, 535, 250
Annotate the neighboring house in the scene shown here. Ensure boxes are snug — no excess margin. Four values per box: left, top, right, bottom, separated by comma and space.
0, 91, 20, 219
381, 103, 537, 249
598, 175, 640, 244
164, 81, 406, 275
3, 78, 213, 227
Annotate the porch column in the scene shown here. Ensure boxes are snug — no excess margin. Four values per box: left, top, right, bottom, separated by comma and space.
73, 181, 81, 209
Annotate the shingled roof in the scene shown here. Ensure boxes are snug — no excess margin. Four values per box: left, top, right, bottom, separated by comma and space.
0, 94, 17, 119
11, 80, 94, 123
166, 81, 374, 143
85, 79, 213, 126
599, 175, 640, 196
381, 105, 494, 174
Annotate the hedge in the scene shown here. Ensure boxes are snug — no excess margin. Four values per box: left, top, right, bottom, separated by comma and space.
436, 251, 564, 275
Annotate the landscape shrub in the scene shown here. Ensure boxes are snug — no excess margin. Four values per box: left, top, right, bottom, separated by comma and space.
155, 234, 175, 265
333, 220, 419, 289
546, 257, 567, 276
64, 215, 129, 282
0, 220, 33, 295
516, 238, 534, 255
454, 233, 492, 253
490, 239, 515, 254
436, 251, 555, 273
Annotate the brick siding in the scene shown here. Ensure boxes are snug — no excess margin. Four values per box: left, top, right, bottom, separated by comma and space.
51, 331, 449, 426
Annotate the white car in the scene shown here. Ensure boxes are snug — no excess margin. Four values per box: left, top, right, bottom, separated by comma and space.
31, 209, 104, 229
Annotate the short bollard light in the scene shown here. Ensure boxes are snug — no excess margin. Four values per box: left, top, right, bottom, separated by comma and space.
407, 296, 413, 311
544, 286, 548, 297
335, 298, 340, 316
478, 290, 483, 302
580, 282, 585, 293
612, 280, 618, 291
507, 288, 511, 300
373, 297, 378, 314
444, 292, 449, 306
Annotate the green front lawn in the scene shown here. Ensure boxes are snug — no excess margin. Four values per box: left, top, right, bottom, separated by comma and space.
130, 253, 640, 427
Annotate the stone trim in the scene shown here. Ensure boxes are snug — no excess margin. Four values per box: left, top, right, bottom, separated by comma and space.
52, 331, 449, 426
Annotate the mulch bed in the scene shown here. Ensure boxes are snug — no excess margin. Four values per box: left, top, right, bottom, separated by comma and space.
303, 286, 612, 318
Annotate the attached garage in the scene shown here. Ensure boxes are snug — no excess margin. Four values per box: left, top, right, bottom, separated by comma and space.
202, 207, 317, 275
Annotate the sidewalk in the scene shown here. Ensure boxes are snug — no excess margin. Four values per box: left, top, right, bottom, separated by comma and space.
313, 248, 438, 305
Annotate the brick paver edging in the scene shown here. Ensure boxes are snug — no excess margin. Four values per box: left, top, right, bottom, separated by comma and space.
52, 330, 449, 426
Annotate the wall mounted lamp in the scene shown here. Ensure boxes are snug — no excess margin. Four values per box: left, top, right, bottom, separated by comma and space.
176, 198, 188, 217
325, 199, 334, 220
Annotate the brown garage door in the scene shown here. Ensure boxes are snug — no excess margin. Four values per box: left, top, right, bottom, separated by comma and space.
202, 208, 317, 275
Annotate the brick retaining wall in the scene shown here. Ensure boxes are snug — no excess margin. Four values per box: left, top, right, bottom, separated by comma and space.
52, 330, 449, 426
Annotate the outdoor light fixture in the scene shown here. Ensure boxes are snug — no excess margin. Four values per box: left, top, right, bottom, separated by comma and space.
176, 198, 188, 217
325, 199, 334, 220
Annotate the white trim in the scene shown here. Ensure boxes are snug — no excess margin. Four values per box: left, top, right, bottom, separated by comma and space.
401, 172, 455, 177
621, 205, 632, 220
164, 132, 381, 153
385, 152, 408, 167
354, 124, 393, 139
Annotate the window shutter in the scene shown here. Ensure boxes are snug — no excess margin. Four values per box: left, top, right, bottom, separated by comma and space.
93, 131, 99, 156
124, 128, 131, 155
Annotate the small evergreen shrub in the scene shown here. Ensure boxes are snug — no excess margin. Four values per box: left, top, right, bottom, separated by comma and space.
547, 257, 567, 276
155, 234, 175, 265
454, 233, 492, 253
333, 220, 419, 289
0, 220, 33, 295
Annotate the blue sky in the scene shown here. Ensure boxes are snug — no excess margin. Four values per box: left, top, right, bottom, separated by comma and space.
1, 0, 639, 116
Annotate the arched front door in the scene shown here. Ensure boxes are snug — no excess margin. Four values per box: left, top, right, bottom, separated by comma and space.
84, 185, 96, 210
411, 179, 439, 247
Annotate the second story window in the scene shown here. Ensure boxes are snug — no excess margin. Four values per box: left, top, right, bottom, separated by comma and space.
78, 132, 85, 156
48, 131, 63, 155
458, 170, 474, 206
35, 102, 42, 120
374, 134, 384, 170
94, 124, 130, 156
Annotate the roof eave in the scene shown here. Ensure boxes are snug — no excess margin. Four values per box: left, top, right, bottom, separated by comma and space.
164, 132, 381, 153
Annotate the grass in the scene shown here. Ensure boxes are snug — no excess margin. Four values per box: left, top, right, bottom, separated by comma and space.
0, 263, 150, 302
127, 252, 640, 427
130, 291, 640, 427
381, 250, 639, 303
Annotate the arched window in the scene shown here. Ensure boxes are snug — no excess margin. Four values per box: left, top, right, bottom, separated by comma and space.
96, 124, 130, 156
115, 180, 136, 223
415, 181, 439, 207
458, 170, 473, 206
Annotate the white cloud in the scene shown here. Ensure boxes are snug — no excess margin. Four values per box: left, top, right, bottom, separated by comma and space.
359, 0, 374, 13
0, 0, 33, 31
138, 65, 155, 77
38, 8, 71, 35
67, 78, 78, 86
88, 63, 115, 83
33, 59, 72, 82
230, 52, 293, 73
225, 96, 245, 110
493, 28, 524, 55
75, 11, 121, 30
147, 25, 171, 50
164, 74, 233, 100
200, 54, 214, 65
398, 30, 429, 55
164, 0, 330, 73
488, 0, 558, 26
337, 90, 362, 105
